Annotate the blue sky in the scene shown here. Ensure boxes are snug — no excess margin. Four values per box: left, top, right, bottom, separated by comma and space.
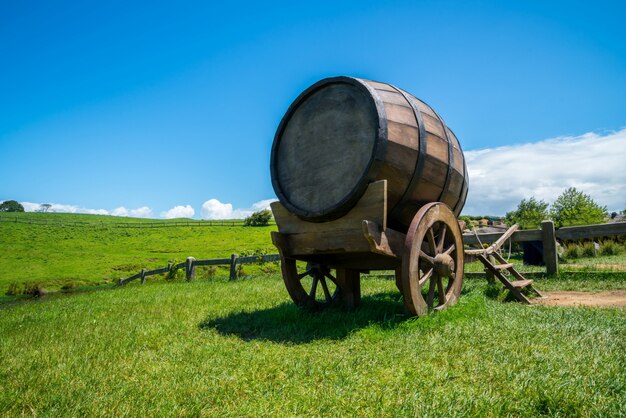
1, 1, 625, 217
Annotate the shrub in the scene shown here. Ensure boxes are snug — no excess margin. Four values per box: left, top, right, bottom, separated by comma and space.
165, 263, 183, 281
244, 209, 272, 226
581, 241, 597, 258
5, 282, 25, 296
562, 243, 582, 260
236, 264, 248, 278
599, 240, 624, 256
205, 266, 218, 279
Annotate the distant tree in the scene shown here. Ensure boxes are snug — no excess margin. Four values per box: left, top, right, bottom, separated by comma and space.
0, 200, 25, 212
505, 197, 549, 230
40, 203, 52, 212
244, 209, 272, 226
550, 187, 607, 227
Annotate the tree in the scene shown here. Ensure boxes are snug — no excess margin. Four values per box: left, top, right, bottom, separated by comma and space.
505, 197, 549, 229
244, 209, 273, 226
550, 187, 607, 227
39, 204, 52, 212
0, 200, 25, 212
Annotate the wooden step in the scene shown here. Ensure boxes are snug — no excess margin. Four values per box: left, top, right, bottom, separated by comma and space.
511, 279, 533, 289
493, 263, 514, 270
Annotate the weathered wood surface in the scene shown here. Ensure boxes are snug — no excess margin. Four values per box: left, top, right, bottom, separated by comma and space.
465, 224, 519, 256
362, 220, 405, 258
556, 222, 626, 240
271, 76, 468, 230
463, 222, 626, 246
541, 221, 558, 275
271, 180, 387, 234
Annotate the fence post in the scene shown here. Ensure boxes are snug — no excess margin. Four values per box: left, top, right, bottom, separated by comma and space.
541, 220, 558, 275
167, 262, 173, 272
185, 257, 196, 281
229, 254, 238, 281
140, 268, 147, 284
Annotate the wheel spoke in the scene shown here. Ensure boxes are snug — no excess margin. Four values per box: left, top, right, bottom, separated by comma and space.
319, 276, 332, 302
309, 275, 319, 298
419, 251, 435, 266
324, 272, 338, 287
437, 274, 446, 305
437, 224, 447, 253
419, 268, 433, 286
426, 228, 437, 254
297, 271, 310, 280
443, 244, 456, 256
427, 274, 436, 307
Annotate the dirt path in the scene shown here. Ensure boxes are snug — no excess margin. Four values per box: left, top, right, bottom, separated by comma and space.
536, 290, 626, 308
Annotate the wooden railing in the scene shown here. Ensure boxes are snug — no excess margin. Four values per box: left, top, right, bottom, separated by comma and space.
118, 221, 625, 285
463, 221, 626, 274
0, 216, 275, 228
118, 254, 282, 285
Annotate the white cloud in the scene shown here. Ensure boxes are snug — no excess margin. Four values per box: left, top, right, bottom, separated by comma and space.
201, 199, 234, 220
17, 201, 154, 218
111, 206, 153, 218
161, 205, 195, 219
463, 128, 626, 216
201, 198, 277, 220
20, 201, 110, 215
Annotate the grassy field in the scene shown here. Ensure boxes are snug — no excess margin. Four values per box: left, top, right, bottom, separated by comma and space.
1, 213, 625, 415
0, 276, 624, 416
0, 212, 277, 294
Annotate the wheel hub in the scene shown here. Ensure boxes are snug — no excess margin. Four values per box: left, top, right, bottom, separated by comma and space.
433, 253, 455, 277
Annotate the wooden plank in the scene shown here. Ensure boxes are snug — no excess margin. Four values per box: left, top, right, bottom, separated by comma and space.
365, 80, 397, 92
261, 254, 281, 263
144, 267, 169, 276
194, 258, 231, 266
511, 279, 533, 288
463, 228, 542, 245
493, 263, 514, 270
283, 229, 373, 256
477, 254, 531, 304
362, 220, 405, 258
542, 220, 558, 275
229, 254, 238, 281
384, 102, 417, 126
272, 180, 387, 234
376, 89, 410, 106
556, 222, 626, 240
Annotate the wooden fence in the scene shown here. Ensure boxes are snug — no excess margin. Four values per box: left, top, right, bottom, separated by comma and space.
118, 220, 625, 285
118, 254, 282, 285
0, 216, 275, 228
463, 220, 626, 275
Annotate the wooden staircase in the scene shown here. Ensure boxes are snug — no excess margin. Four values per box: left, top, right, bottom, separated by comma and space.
465, 225, 542, 304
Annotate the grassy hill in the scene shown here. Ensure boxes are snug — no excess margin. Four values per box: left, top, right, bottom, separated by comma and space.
0, 212, 277, 294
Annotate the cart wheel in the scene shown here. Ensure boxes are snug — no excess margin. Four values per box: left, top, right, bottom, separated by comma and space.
280, 258, 341, 310
401, 202, 464, 316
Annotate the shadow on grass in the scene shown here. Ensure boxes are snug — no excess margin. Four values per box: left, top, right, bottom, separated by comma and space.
199, 291, 409, 344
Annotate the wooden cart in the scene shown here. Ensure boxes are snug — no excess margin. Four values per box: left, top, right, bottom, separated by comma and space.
271, 180, 465, 316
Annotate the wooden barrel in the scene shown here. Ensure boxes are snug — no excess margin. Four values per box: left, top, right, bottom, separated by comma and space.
270, 76, 469, 231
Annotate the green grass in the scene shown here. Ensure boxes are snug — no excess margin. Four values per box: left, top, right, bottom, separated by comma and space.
0, 276, 624, 416
0, 212, 277, 294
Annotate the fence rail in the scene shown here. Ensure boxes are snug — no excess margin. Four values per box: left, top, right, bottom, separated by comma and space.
118, 221, 625, 285
118, 254, 282, 285
0, 216, 275, 228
